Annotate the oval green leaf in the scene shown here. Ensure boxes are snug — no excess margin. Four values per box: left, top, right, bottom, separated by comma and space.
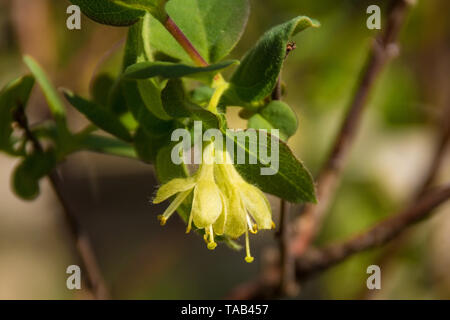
228, 16, 320, 103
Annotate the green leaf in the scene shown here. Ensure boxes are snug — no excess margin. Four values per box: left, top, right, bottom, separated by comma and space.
0, 75, 35, 156
120, 17, 174, 135
155, 144, 189, 183
155, 144, 193, 224
69, 0, 144, 26
247, 101, 298, 141
228, 16, 320, 103
134, 126, 169, 163
121, 80, 174, 135
122, 60, 238, 80
12, 150, 57, 200
122, 13, 153, 67
137, 79, 172, 120
191, 86, 215, 105
23, 56, 67, 133
161, 79, 221, 129
91, 73, 115, 108
226, 130, 316, 203
76, 134, 138, 159
109, 0, 167, 22
148, 0, 250, 63
63, 90, 132, 142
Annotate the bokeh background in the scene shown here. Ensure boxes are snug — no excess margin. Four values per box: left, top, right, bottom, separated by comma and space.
0, 0, 450, 299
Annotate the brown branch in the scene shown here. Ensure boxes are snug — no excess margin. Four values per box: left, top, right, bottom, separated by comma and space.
270, 42, 299, 296
295, 184, 450, 278
228, 184, 450, 299
275, 201, 298, 296
291, 0, 414, 256
227, 0, 415, 300
13, 105, 111, 300
417, 104, 450, 196
164, 17, 208, 67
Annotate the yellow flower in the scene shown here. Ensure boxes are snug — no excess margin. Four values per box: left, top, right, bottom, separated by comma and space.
153, 142, 223, 250
153, 142, 275, 262
214, 148, 274, 263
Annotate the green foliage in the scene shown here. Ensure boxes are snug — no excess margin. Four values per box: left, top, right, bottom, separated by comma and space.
122, 60, 238, 80
12, 150, 57, 200
110, 0, 168, 22
76, 134, 138, 159
148, 0, 250, 63
227, 16, 320, 103
247, 100, 298, 141
69, 0, 144, 26
229, 130, 316, 203
91, 73, 116, 108
134, 126, 169, 163
5, 1, 320, 249
161, 79, 222, 129
23, 56, 67, 134
0, 75, 35, 156
63, 90, 133, 142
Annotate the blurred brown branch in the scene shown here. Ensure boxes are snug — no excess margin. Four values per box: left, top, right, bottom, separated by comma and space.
13, 105, 111, 300
295, 184, 450, 278
291, 0, 414, 256
228, 0, 416, 300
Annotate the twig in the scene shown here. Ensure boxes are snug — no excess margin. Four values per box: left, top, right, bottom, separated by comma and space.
361, 95, 450, 300
275, 200, 298, 296
291, 0, 414, 255
227, 0, 415, 300
272, 42, 298, 296
13, 105, 111, 300
228, 184, 450, 299
295, 184, 450, 278
164, 17, 208, 67
417, 104, 450, 196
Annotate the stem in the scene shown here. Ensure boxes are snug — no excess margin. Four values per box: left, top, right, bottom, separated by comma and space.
271, 42, 298, 296
13, 105, 111, 300
295, 185, 450, 278
226, 0, 415, 300
291, 0, 414, 256
276, 200, 297, 296
164, 17, 208, 67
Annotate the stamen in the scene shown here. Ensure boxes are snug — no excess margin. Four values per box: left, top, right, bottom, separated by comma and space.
244, 228, 254, 263
157, 190, 191, 226
207, 225, 217, 250
271, 221, 276, 229
246, 214, 258, 234
186, 207, 194, 233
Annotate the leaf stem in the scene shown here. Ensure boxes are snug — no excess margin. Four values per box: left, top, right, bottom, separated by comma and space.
13, 106, 111, 300
164, 16, 208, 67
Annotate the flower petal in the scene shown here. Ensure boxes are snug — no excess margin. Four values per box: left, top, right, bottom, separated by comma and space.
213, 192, 227, 235
223, 188, 247, 238
153, 177, 196, 204
240, 184, 273, 230
191, 180, 223, 229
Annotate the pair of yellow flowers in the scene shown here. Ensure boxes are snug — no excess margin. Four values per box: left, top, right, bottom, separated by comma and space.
153, 142, 274, 262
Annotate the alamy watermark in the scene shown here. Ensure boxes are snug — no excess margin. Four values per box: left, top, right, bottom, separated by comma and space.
170, 121, 280, 176
366, 265, 381, 290
66, 265, 81, 290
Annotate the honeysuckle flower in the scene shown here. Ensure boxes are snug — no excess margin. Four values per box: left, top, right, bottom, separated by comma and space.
153, 142, 223, 250
214, 148, 274, 263
153, 142, 274, 263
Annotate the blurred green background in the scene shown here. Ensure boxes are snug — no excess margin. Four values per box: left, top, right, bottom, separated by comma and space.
0, 0, 449, 299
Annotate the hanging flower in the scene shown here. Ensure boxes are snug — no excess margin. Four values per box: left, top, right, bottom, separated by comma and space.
153, 142, 223, 250
214, 148, 274, 263
153, 142, 275, 262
